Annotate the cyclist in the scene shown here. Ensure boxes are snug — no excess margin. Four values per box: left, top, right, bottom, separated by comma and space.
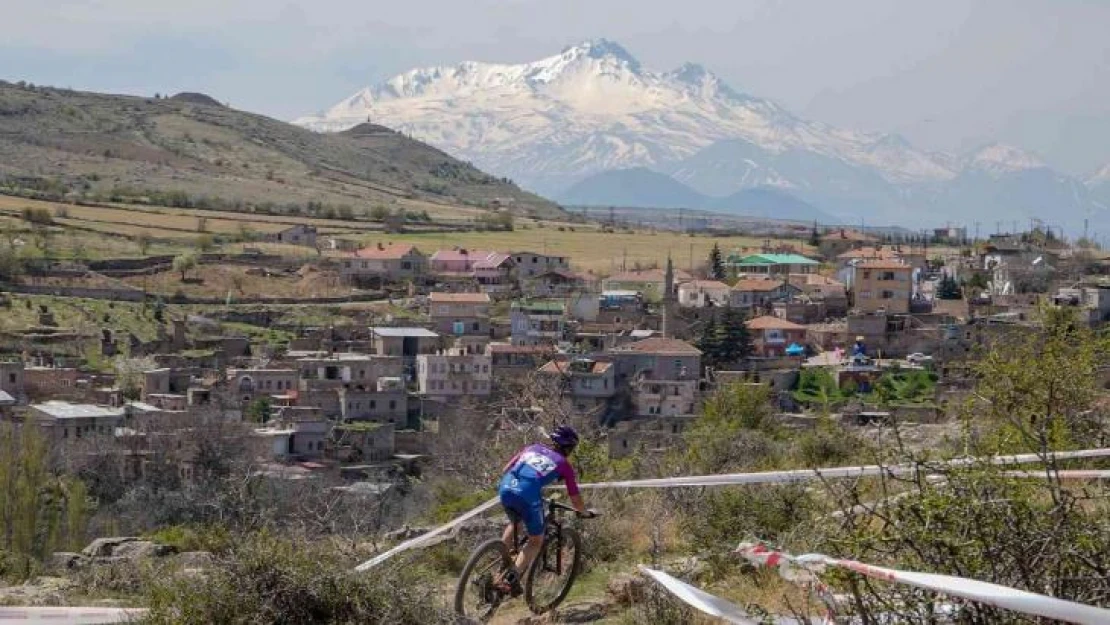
495, 425, 593, 595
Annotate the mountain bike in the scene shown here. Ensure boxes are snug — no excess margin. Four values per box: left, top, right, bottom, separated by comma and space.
454, 498, 596, 621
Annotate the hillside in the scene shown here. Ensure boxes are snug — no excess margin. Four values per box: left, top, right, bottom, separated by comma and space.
0, 81, 561, 218
560, 168, 834, 222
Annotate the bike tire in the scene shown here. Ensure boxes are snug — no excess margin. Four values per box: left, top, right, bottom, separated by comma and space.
524, 527, 582, 614
454, 538, 513, 622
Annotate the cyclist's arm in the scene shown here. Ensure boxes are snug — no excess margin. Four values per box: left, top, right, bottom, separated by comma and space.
557, 463, 587, 514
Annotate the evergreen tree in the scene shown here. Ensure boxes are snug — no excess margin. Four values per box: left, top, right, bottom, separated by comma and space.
716, 308, 753, 364
708, 243, 725, 281
808, 221, 820, 248
937, 274, 962, 300
697, 316, 722, 367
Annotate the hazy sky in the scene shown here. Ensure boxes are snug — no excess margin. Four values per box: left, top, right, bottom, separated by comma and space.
4, 0, 1109, 175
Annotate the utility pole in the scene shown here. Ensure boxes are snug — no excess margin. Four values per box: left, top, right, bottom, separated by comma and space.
974, 221, 981, 242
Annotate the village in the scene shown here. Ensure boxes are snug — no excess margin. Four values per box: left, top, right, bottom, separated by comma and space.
2, 220, 1106, 494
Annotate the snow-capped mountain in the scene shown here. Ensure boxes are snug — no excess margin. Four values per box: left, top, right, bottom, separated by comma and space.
296, 39, 954, 195
297, 39, 1105, 231
1089, 164, 1110, 209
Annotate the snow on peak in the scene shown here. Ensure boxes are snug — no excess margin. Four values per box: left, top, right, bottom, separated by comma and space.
1089, 163, 1110, 185
968, 143, 1046, 174
561, 39, 640, 67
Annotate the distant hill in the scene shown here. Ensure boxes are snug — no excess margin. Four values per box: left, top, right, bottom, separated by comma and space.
558, 167, 832, 223
559, 167, 705, 209
0, 81, 561, 217
706, 187, 835, 223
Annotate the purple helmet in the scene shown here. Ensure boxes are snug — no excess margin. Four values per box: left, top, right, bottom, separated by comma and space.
550, 425, 579, 450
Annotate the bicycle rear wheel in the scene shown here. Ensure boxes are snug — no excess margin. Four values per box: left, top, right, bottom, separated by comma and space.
524, 527, 581, 614
454, 538, 512, 622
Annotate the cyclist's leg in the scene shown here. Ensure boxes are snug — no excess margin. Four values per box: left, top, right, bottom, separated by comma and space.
499, 487, 523, 551
512, 494, 545, 577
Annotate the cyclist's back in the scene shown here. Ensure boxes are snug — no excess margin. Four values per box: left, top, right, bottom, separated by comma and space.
500, 443, 578, 499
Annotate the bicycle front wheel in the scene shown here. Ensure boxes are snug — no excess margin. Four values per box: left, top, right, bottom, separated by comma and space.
454, 538, 512, 622
524, 527, 581, 614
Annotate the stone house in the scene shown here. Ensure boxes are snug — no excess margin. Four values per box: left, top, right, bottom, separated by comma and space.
0, 360, 24, 404
538, 358, 616, 414
729, 279, 801, 312
296, 353, 403, 391
524, 270, 590, 298
851, 261, 914, 314
608, 337, 702, 418
510, 300, 566, 346
339, 387, 408, 425
341, 243, 427, 283
227, 368, 299, 403
26, 401, 125, 444
429, 292, 492, 338
609, 416, 694, 458
787, 273, 849, 317
416, 348, 493, 400
266, 224, 317, 248
512, 252, 570, 280
746, 316, 808, 358
677, 280, 731, 308
489, 344, 555, 376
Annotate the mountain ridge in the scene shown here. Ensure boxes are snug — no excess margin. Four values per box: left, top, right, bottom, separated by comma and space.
297, 39, 1106, 232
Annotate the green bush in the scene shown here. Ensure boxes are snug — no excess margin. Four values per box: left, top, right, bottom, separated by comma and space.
142, 533, 450, 624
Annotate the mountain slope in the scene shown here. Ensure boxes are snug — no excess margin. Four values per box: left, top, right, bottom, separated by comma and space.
0, 81, 560, 217
559, 167, 706, 209
296, 39, 956, 199
706, 187, 836, 223
1089, 164, 1110, 209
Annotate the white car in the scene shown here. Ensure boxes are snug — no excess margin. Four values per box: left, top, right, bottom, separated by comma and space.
906, 353, 933, 364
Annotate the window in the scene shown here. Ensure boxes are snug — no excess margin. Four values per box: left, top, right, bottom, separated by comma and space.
860, 291, 872, 300
472, 321, 480, 332
402, 261, 411, 270
881, 290, 895, 300
862, 271, 871, 279
8, 373, 15, 384
881, 271, 896, 281
370, 400, 377, 409
389, 400, 396, 410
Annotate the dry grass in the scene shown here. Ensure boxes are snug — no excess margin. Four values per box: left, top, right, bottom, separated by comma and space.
119, 264, 355, 299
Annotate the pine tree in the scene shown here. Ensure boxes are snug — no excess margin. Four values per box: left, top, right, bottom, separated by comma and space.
697, 316, 722, 367
717, 308, 753, 364
708, 243, 725, 281
808, 221, 820, 248
937, 274, 962, 300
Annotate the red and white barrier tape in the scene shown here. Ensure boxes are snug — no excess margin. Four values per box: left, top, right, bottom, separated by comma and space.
0, 607, 145, 624
737, 543, 1110, 625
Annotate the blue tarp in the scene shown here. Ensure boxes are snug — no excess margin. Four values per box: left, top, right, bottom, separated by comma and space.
785, 343, 805, 356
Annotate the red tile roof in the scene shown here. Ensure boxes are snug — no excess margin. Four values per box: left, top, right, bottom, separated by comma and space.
732, 279, 788, 292
353, 243, 418, 259
746, 315, 807, 330
539, 360, 613, 375
621, 337, 701, 355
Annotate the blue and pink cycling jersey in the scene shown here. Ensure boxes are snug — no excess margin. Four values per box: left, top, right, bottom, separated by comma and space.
499, 443, 579, 536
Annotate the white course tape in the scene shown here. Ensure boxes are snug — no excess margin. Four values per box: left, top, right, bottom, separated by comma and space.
355, 447, 1110, 571
638, 567, 761, 625
354, 496, 499, 572
579, 447, 1110, 490
739, 543, 1110, 625
0, 607, 146, 624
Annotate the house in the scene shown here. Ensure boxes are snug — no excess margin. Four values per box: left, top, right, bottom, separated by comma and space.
512, 252, 571, 280
296, 353, 403, 391
602, 268, 692, 303
339, 387, 407, 425
473, 253, 515, 292
851, 261, 914, 314
370, 328, 441, 374
0, 360, 24, 404
266, 224, 317, 248
729, 279, 801, 312
818, 228, 878, 259
525, 269, 589, 298
609, 337, 701, 418
228, 368, 299, 403
510, 300, 567, 346
416, 348, 493, 400
428, 292, 492, 339
746, 316, 807, 358
609, 416, 694, 458
341, 243, 427, 283
727, 253, 819, 277
489, 343, 555, 375
430, 249, 502, 275
538, 358, 616, 414
788, 274, 849, 317
677, 280, 731, 308
26, 401, 125, 444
